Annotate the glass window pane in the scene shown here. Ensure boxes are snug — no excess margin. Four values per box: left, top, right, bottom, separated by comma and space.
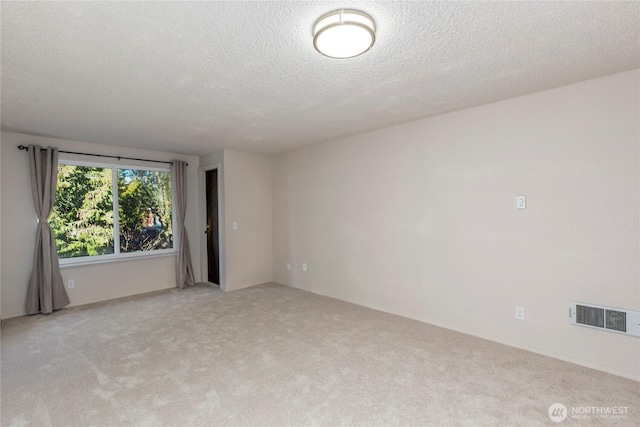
52, 165, 114, 258
118, 169, 172, 253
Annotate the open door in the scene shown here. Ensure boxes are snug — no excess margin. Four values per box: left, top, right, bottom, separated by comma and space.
205, 169, 220, 285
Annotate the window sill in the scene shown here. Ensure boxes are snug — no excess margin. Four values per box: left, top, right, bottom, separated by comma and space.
59, 250, 176, 268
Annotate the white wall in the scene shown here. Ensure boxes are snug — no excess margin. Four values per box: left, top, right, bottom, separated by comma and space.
223, 149, 273, 291
272, 70, 640, 380
0, 132, 200, 318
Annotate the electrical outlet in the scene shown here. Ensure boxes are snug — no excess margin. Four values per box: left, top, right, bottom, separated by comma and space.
302, 263, 307, 272
515, 306, 525, 320
67, 279, 75, 289
287, 262, 291, 271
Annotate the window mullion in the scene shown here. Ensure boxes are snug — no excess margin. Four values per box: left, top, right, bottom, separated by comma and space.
112, 167, 120, 256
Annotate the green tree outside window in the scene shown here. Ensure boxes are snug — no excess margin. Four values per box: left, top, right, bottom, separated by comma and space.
51, 164, 172, 259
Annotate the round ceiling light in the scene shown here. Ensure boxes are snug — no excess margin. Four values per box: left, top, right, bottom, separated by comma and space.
313, 9, 376, 59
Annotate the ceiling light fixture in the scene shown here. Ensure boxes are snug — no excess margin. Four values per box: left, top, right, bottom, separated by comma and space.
313, 9, 376, 59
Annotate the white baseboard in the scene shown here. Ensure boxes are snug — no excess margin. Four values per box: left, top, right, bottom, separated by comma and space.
281, 282, 640, 382
1, 283, 176, 321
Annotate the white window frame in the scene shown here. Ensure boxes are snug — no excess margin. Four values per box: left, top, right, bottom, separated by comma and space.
56, 159, 176, 268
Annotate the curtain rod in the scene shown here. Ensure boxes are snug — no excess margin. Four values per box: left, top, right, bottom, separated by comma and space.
17, 145, 186, 166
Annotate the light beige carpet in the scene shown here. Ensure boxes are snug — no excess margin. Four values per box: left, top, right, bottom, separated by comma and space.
1, 283, 638, 426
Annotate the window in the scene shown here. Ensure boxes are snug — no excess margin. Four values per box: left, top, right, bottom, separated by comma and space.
51, 162, 173, 263
117, 169, 172, 253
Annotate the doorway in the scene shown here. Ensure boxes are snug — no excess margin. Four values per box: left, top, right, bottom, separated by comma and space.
205, 169, 220, 285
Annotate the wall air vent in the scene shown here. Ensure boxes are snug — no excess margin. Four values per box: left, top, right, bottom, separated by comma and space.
605, 309, 626, 332
570, 302, 640, 337
576, 304, 604, 328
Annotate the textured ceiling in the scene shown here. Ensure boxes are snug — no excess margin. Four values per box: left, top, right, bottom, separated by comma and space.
1, 1, 639, 155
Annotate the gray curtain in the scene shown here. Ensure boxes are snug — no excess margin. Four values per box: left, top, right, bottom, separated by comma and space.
173, 160, 195, 289
26, 145, 70, 315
